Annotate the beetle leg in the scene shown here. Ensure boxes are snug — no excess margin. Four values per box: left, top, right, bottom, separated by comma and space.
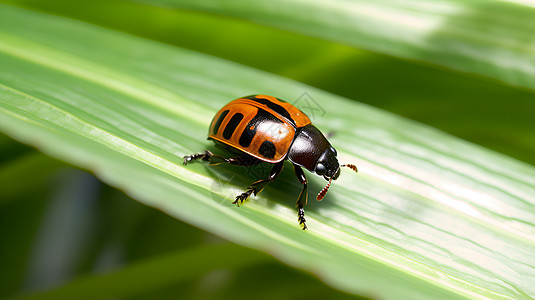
224, 156, 260, 166
294, 165, 308, 230
183, 150, 213, 165
184, 151, 259, 166
233, 161, 284, 206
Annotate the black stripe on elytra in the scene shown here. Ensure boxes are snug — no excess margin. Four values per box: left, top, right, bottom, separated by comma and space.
222, 112, 244, 139
238, 108, 280, 147
242, 95, 295, 127
258, 140, 276, 159
212, 110, 229, 135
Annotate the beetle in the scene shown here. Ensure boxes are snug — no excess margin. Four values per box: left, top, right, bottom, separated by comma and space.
184, 94, 357, 230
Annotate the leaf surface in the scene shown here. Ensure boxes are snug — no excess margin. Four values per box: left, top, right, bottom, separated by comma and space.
1, 5, 535, 300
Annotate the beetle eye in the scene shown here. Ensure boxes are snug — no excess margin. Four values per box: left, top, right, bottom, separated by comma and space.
315, 162, 327, 175
330, 146, 337, 156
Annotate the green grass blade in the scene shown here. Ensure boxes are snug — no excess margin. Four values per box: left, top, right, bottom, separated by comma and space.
0, 146, 61, 296
1, 5, 535, 300
147, 0, 535, 91
8, 244, 269, 300
5, 0, 535, 167
0, 152, 64, 204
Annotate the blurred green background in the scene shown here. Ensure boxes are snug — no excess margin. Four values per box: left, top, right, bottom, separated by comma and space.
1, 0, 534, 299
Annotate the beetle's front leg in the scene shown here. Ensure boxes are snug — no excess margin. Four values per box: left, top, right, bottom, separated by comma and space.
294, 165, 308, 230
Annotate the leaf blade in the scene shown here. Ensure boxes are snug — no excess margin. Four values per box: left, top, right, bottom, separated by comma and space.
1, 5, 534, 300
8, 244, 270, 300
144, 0, 535, 91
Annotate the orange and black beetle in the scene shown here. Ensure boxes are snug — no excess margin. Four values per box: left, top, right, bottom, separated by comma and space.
184, 95, 357, 230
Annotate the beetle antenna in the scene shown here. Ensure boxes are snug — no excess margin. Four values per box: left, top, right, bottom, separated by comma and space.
316, 176, 333, 201
341, 163, 358, 173
316, 164, 358, 201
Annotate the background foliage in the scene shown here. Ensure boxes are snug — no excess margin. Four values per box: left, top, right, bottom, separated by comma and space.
1, 1, 534, 299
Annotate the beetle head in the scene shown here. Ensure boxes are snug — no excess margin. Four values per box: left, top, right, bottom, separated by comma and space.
316, 153, 358, 201
314, 146, 340, 180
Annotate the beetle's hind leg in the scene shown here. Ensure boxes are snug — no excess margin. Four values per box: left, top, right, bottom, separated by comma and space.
233, 160, 284, 206
294, 165, 308, 230
183, 150, 213, 165
183, 150, 259, 166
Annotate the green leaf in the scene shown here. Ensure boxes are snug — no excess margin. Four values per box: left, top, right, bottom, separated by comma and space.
0, 148, 60, 296
8, 244, 270, 300
6, 0, 535, 167
141, 0, 535, 91
1, 5, 535, 300
0, 152, 65, 204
